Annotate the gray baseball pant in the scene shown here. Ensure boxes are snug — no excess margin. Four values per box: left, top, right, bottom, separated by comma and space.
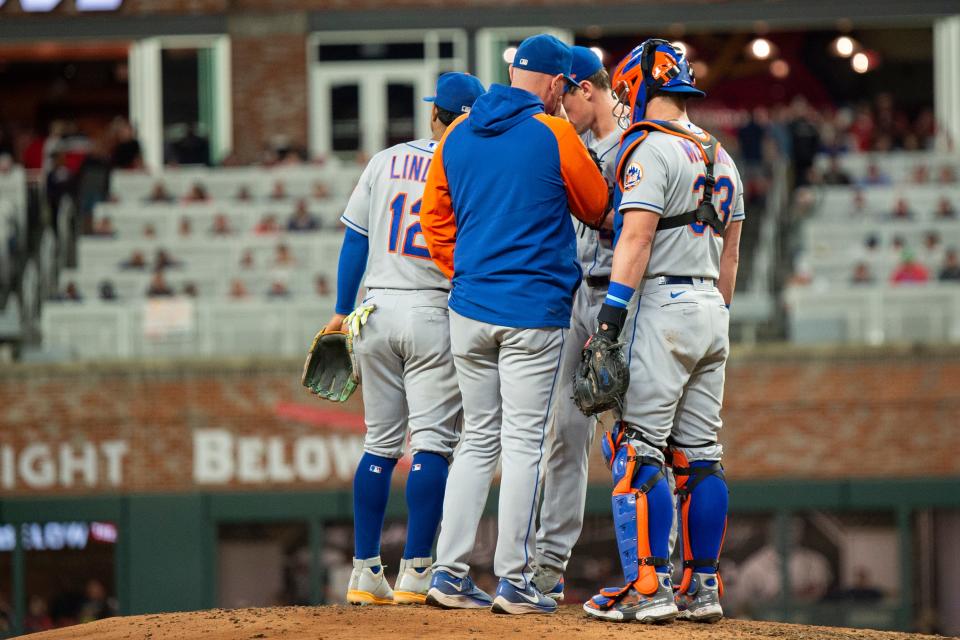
535, 282, 605, 574
433, 309, 565, 588
351, 289, 462, 459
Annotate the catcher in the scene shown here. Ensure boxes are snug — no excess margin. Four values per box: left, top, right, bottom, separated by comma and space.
303, 72, 484, 606
574, 40, 743, 624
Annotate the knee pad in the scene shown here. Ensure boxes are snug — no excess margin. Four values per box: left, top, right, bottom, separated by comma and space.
610, 443, 670, 596
669, 447, 728, 595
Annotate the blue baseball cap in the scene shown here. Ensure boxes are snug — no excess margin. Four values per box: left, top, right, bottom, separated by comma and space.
570, 46, 604, 84
423, 72, 486, 115
511, 34, 578, 88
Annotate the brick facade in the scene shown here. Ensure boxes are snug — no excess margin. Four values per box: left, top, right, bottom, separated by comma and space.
1, 347, 958, 497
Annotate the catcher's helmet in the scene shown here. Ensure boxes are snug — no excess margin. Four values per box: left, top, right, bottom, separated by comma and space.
611, 39, 705, 126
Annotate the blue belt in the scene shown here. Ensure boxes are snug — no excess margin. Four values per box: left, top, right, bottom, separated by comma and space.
660, 276, 716, 286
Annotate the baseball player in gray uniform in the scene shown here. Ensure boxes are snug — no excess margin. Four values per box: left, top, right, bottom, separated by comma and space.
533, 45, 622, 601
322, 72, 485, 606
581, 40, 743, 623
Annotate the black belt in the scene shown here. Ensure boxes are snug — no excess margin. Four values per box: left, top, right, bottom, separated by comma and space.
585, 275, 610, 288
660, 276, 716, 286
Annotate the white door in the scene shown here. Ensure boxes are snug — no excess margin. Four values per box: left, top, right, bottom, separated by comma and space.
311, 64, 433, 159
308, 29, 467, 160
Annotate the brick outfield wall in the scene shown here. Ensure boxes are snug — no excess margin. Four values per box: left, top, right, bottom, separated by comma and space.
0, 346, 959, 498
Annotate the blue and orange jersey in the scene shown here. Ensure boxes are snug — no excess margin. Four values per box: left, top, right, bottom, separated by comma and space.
420, 84, 609, 329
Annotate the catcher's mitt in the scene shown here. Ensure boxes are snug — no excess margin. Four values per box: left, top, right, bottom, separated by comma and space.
573, 332, 629, 416
301, 330, 359, 403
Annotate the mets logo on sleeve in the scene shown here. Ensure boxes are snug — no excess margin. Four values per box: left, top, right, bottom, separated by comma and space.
624, 162, 644, 190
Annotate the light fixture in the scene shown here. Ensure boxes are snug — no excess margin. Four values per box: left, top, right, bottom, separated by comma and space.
851, 52, 870, 73
749, 37, 772, 60
770, 59, 790, 79
590, 47, 605, 63
671, 41, 688, 57
502, 47, 517, 64
832, 36, 855, 57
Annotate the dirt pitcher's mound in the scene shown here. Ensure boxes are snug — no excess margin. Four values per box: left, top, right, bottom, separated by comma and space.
20, 605, 950, 640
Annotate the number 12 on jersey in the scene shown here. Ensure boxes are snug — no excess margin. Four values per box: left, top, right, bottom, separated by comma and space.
387, 193, 431, 259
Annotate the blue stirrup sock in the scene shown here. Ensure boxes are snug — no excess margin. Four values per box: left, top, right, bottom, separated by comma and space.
633, 464, 674, 575
403, 451, 449, 561
353, 452, 399, 565
687, 460, 728, 575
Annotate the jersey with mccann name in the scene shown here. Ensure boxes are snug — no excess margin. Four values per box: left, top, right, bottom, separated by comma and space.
340, 138, 450, 292
577, 128, 620, 279
618, 120, 745, 280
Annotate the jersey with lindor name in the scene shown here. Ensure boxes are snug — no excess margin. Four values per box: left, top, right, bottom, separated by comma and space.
340, 139, 450, 292
618, 120, 745, 280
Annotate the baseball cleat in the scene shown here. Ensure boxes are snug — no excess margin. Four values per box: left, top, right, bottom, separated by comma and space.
491, 579, 558, 615
676, 572, 723, 623
425, 570, 494, 609
347, 556, 395, 605
532, 569, 564, 602
393, 557, 433, 604
583, 574, 678, 623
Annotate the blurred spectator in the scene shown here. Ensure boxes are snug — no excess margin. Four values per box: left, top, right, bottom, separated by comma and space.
170, 124, 210, 166
240, 249, 255, 270
178, 217, 192, 238
146, 181, 175, 204
229, 279, 249, 300
235, 185, 253, 202
860, 163, 891, 187
99, 280, 118, 301
311, 180, 332, 200
821, 157, 851, 185
109, 117, 142, 169
53, 282, 83, 302
287, 200, 320, 232
267, 280, 291, 298
939, 249, 960, 282
146, 271, 175, 297
45, 149, 74, 230
183, 182, 210, 204
92, 216, 116, 238
935, 197, 957, 220
120, 250, 147, 270
889, 198, 913, 221
923, 231, 943, 257
940, 166, 958, 185
315, 275, 331, 296
255, 213, 281, 235
274, 243, 297, 267
144, 223, 157, 240
789, 98, 819, 187
24, 595, 53, 633
737, 107, 767, 168
911, 165, 930, 185
850, 188, 867, 216
211, 213, 233, 236
891, 252, 930, 285
269, 180, 289, 201
850, 262, 873, 285
79, 580, 116, 623
154, 248, 183, 270
182, 282, 199, 298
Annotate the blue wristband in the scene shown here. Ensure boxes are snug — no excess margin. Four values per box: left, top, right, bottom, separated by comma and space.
605, 281, 635, 309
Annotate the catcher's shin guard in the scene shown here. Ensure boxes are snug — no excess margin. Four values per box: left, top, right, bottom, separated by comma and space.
609, 443, 672, 598
670, 448, 728, 595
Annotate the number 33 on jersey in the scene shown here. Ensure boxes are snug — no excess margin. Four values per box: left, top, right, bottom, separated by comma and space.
340, 139, 450, 291
615, 120, 746, 281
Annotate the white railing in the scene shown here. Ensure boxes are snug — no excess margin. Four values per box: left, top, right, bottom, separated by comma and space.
785, 284, 960, 345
